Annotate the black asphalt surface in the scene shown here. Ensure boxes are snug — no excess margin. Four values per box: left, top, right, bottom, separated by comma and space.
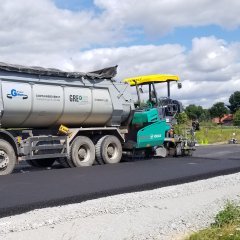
0, 144, 240, 218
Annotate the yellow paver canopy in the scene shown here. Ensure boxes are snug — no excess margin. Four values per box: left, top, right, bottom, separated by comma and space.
124, 74, 179, 86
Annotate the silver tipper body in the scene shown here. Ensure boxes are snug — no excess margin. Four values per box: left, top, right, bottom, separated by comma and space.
0, 64, 134, 128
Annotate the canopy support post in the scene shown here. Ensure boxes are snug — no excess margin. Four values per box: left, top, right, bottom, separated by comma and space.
167, 81, 170, 98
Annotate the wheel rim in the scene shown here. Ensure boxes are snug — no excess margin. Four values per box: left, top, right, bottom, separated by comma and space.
106, 143, 118, 160
78, 144, 91, 163
0, 150, 9, 170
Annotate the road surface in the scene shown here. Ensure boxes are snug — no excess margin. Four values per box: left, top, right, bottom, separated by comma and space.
0, 144, 239, 218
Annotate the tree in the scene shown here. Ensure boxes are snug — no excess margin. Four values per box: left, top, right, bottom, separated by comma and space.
199, 109, 211, 122
176, 112, 188, 124
233, 110, 240, 126
185, 104, 205, 120
228, 91, 240, 113
209, 102, 228, 123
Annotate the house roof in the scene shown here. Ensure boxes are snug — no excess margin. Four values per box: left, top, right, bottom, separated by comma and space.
212, 114, 233, 124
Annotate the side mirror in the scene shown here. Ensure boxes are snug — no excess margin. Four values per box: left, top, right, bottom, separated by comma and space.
177, 83, 182, 89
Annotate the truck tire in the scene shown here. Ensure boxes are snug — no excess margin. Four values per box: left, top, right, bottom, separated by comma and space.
26, 160, 40, 167
92, 135, 103, 165
70, 136, 95, 167
95, 135, 122, 164
0, 139, 16, 175
26, 159, 55, 168
56, 158, 71, 168
95, 136, 107, 165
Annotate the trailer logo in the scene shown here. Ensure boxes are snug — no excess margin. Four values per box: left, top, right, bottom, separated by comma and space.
7, 89, 28, 99
69, 95, 88, 103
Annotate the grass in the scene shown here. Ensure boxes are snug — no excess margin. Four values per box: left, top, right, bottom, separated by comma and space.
174, 122, 240, 144
185, 202, 240, 240
195, 127, 240, 144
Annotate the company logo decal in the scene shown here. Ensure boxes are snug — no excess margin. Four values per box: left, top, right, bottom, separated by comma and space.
69, 95, 88, 103
36, 94, 61, 102
7, 89, 28, 99
139, 134, 162, 139
94, 98, 108, 102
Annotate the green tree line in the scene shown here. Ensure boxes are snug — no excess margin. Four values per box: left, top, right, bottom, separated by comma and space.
178, 91, 240, 126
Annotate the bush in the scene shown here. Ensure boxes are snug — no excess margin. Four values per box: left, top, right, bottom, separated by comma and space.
213, 202, 240, 227
186, 202, 240, 240
233, 110, 240, 126
176, 112, 189, 124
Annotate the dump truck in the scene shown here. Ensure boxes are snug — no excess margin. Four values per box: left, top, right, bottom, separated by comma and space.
0, 62, 194, 175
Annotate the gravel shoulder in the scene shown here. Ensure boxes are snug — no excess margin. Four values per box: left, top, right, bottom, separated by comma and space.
1, 172, 240, 240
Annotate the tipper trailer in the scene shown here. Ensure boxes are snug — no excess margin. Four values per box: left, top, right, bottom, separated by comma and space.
0, 62, 194, 175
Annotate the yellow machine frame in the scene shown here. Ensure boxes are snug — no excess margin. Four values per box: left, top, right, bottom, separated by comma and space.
124, 74, 179, 86
124, 74, 180, 98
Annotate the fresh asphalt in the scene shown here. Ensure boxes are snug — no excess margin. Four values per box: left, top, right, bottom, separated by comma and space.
0, 144, 240, 218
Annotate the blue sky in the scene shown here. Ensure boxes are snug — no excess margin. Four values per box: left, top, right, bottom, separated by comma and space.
0, 0, 240, 107
54, 0, 99, 12
156, 25, 240, 48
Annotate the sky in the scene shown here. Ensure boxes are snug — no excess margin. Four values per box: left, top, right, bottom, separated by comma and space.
0, 0, 240, 108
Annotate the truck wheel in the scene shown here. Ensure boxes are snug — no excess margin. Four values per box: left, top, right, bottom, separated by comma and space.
96, 135, 122, 164
70, 136, 95, 167
95, 136, 106, 165
26, 160, 40, 167
26, 159, 55, 168
0, 139, 16, 175
56, 158, 71, 168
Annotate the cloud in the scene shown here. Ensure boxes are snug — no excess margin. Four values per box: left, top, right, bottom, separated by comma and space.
187, 37, 237, 73
95, 0, 240, 35
0, 0, 240, 108
70, 44, 185, 76
0, 0, 122, 67
63, 37, 240, 108
1, 0, 240, 63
